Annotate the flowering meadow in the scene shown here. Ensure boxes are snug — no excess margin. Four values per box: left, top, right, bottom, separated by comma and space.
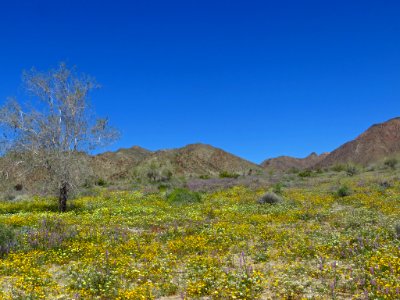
0, 175, 399, 299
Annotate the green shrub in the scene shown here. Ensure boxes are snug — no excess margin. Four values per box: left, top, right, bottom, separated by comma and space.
0, 223, 16, 256
258, 192, 282, 204
82, 178, 94, 188
199, 175, 211, 180
158, 183, 170, 192
167, 188, 202, 204
346, 165, 358, 176
336, 185, 352, 197
96, 178, 108, 187
332, 164, 346, 172
219, 171, 240, 179
315, 168, 323, 174
366, 165, 375, 172
272, 182, 284, 195
14, 184, 23, 191
384, 158, 398, 170
378, 180, 391, 189
298, 170, 312, 178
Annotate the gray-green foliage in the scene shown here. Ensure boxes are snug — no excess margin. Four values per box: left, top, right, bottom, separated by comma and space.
336, 185, 352, 197
258, 192, 282, 205
346, 165, 358, 176
384, 158, 398, 170
219, 171, 240, 179
167, 188, 202, 204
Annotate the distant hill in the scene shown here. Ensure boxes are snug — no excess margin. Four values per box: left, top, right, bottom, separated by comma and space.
316, 117, 400, 167
261, 152, 329, 172
261, 117, 400, 171
0, 143, 263, 191
133, 143, 263, 179
91, 146, 152, 180
3, 117, 400, 190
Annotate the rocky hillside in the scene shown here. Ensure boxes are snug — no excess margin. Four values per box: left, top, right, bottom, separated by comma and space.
3, 117, 400, 188
133, 143, 263, 179
316, 117, 400, 167
261, 152, 329, 172
91, 146, 152, 180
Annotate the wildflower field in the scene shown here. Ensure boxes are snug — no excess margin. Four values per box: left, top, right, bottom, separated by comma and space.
0, 174, 399, 299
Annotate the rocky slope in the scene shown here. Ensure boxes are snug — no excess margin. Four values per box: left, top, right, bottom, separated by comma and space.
316, 117, 400, 167
261, 152, 329, 171
91, 146, 152, 180
133, 143, 263, 179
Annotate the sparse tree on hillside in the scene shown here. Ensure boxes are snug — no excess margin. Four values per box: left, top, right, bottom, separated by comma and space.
0, 63, 119, 211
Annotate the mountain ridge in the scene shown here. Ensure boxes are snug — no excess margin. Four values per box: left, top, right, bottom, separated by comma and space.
315, 117, 400, 168
91, 117, 400, 176
261, 152, 330, 172
3, 117, 400, 184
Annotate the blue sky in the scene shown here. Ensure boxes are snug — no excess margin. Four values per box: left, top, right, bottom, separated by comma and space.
1, 0, 400, 163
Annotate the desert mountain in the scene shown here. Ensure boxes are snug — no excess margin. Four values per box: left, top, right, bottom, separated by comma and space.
133, 143, 263, 179
316, 117, 400, 167
91, 146, 152, 180
261, 152, 329, 172
4, 117, 400, 187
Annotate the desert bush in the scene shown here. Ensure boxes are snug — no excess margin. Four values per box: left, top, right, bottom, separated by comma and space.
158, 183, 170, 192
14, 183, 23, 191
272, 182, 284, 195
258, 192, 282, 204
346, 165, 358, 176
298, 170, 312, 178
366, 164, 376, 172
146, 168, 173, 182
335, 185, 352, 197
331, 164, 346, 172
96, 178, 108, 187
82, 177, 95, 188
378, 180, 392, 189
163, 169, 173, 181
0, 223, 16, 256
167, 188, 202, 204
395, 223, 400, 239
219, 171, 240, 179
384, 158, 398, 170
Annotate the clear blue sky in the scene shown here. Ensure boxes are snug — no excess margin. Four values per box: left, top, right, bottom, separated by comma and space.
1, 0, 400, 163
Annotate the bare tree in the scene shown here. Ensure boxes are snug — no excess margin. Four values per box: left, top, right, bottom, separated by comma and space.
0, 63, 119, 211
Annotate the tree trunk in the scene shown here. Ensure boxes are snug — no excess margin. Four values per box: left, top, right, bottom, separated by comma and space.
59, 183, 68, 212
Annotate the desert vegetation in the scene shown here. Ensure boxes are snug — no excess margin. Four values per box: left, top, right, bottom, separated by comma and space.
1, 64, 400, 299
0, 63, 119, 211
0, 166, 399, 299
